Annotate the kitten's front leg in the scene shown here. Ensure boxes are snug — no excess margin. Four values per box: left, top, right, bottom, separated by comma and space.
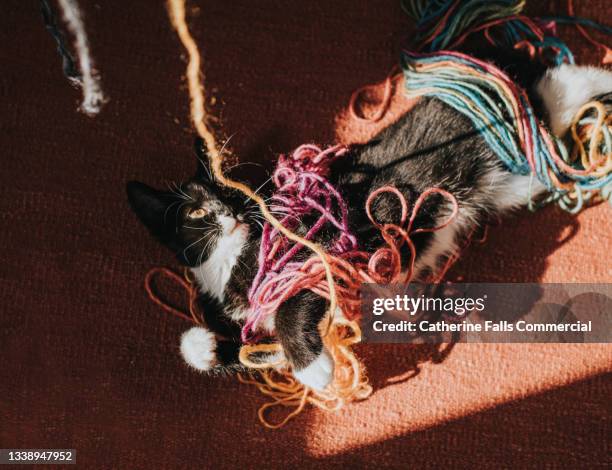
180, 327, 243, 373
275, 290, 334, 391
180, 327, 218, 371
179, 292, 247, 373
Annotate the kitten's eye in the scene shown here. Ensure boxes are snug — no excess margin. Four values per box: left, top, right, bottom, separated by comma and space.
188, 208, 208, 219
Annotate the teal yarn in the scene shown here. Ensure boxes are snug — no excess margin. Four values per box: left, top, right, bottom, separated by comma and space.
402, 0, 527, 51
401, 51, 612, 212
399, 0, 612, 211
401, 0, 611, 66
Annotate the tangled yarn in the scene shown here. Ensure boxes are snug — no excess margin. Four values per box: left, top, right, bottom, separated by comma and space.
241, 144, 463, 342
242, 145, 456, 342
159, 0, 610, 428
394, 1, 612, 212
401, 51, 611, 212
403, 0, 612, 65
243, 144, 355, 343
404, 0, 527, 51
238, 145, 459, 427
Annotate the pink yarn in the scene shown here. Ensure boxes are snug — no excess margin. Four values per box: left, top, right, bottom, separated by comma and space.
243, 144, 354, 342
241, 144, 460, 343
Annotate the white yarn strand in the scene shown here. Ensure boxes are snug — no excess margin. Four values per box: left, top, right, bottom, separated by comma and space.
57, 0, 106, 116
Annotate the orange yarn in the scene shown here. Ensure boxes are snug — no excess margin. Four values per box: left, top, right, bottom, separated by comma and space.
144, 267, 201, 325
238, 317, 371, 429
349, 66, 402, 122
568, 0, 612, 64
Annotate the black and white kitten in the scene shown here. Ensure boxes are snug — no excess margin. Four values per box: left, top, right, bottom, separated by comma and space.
127, 55, 612, 390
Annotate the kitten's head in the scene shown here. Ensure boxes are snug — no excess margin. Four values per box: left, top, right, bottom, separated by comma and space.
127, 139, 255, 266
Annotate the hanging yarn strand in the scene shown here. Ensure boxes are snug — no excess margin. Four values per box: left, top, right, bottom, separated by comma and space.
56, 0, 106, 116
166, 0, 218, 162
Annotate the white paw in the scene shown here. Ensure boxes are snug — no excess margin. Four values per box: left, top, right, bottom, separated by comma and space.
293, 350, 334, 391
180, 327, 217, 371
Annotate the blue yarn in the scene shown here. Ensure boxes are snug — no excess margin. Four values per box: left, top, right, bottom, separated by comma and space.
402, 51, 612, 212
400, 1, 612, 211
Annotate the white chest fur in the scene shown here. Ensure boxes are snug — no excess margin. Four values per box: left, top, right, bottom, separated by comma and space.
190, 224, 248, 302
189, 225, 276, 334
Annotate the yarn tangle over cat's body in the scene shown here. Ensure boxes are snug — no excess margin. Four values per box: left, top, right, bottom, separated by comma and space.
401, 51, 612, 213
355, 1, 612, 212
165, 0, 466, 428
160, 0, 611, 428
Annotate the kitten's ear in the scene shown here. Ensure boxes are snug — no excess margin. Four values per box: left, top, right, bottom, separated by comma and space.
126, 181, 176, 241
194, 137, 213, 181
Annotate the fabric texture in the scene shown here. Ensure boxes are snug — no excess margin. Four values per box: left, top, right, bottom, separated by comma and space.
0, 1, 610, 468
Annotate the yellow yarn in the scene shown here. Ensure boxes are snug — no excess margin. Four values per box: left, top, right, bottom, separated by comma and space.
239, 318, 371, 429
570, 101, 611, 175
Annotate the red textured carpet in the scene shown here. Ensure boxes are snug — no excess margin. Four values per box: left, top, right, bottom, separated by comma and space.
1, 1, 610, 468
